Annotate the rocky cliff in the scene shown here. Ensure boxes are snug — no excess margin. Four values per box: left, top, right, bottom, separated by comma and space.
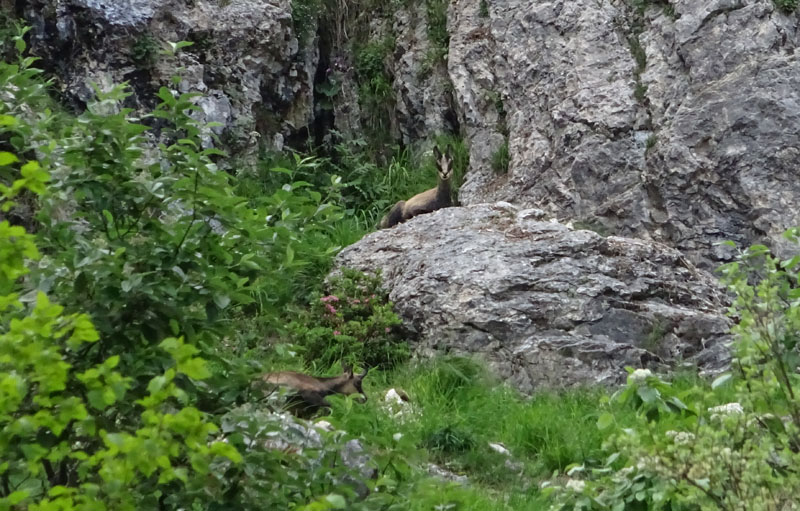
18, 0, 316, 158
447, 0, 800, 268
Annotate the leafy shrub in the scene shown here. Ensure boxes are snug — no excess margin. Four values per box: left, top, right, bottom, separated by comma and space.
0, 27, 385, 510
292, 0, 322, 47
0, 35, 240, 509
203, 404, 373, 509
425, 0, 449, 56
23, 65, 345, 412
546, 233, 800, 510
289, 268, 407, 369
131, 33, 160, 67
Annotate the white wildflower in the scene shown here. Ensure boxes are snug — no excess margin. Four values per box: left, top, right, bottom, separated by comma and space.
314, 420, 334, 432
392, 432, 403, 442
708, 402, 744, 421
565, 479, 586, 493
673, 432, 695, 445
630, 368, 653, 384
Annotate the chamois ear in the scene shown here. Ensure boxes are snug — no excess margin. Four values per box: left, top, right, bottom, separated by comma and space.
433, 145, 442, 161
341, 363, 353, 377
445, 144, 453, 161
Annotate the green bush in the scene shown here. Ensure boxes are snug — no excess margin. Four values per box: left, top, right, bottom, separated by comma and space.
774, 0, 799, 12
289, 268, 407, 369
0, 28, 384, 510
131, 33, 160, 67
546, 234, 800, 510
292, 0, 322, 46
0, 35, 240, 510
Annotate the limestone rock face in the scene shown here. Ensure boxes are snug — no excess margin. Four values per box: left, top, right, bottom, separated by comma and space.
20, 0, 315, 157
327, 2, 457, 144
335, 204, 731, 391
447, 0, 800, 267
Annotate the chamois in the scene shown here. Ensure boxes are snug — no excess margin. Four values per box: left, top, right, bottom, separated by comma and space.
379, 145, 454, 229
260, 366, 368, 417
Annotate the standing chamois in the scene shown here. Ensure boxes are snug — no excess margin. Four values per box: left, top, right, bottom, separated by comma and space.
260, 366, 368, 418
379, 145, 454, 229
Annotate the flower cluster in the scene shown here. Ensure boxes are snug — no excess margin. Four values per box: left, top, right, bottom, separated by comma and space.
629, 368, 652, 385
289, 269, 407, 369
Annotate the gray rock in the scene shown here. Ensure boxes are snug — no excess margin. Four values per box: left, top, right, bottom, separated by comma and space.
329, 2, 457, 143
221, 405, 377, 483
334, 204, 732, 391
20, 0, 314, 159
447, 0, 800, 268
427, 462, 469, 485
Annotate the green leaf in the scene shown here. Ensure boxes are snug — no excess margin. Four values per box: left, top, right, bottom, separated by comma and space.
285, 244, 295, 265
179, 357, 211, 380
0, 152, 19, 165
636, 385, 659, 405
6, 490, 28, 505
209, 441, 243, 463
711, 373, 732, 389
325, 495, 347, 509
213, 294, 230, 309
597, 412, 614, 431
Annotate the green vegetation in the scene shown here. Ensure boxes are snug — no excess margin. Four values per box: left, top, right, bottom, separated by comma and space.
479, 0, 490, 18
131, 32, 160, 67
8, 11, 800, 511
774, 0, 799, 12
418, 0, 450, 78
546, 238, 800, 510
425, 0, 449, 53
327, 356, 639, 508
292, 0, 322, 47
645, 133, 658, 152
288, 268, 408, 370
628, 0, 677, 18
627, 33, 649, 104
354, 37, 396, 146
572, 219, 611, 237
492, 139, 510, 174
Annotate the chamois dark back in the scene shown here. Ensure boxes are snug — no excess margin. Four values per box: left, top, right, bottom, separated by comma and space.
379, 145, 454, 229
260, 367, 368, 417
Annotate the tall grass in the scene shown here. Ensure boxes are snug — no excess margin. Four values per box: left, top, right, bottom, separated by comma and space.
321, 357, 639, 509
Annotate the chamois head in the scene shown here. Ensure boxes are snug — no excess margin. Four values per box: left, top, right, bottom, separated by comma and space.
338, 365, 368, 403
433, 145, 454, 182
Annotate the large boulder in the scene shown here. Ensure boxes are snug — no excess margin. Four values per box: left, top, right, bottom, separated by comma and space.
447, 0, 800, 268
334, 204, 731, 391
18, 0, 315, 157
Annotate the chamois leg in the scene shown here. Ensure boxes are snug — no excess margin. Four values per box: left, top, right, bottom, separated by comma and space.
292, 391, 332, 418
380, 200, 406, 229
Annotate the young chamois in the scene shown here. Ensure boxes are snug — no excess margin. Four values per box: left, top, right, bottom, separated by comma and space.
379, 145, 454, 229
260, 366, 368, 418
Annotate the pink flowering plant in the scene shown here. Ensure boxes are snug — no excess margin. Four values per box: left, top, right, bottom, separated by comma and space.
288, 268, 407, 369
